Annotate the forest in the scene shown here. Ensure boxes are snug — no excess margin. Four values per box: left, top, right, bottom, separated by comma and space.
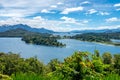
71, 32, 120, 46
0, 28, 65, 47
22, 34, 65, 47
0, 50, 120, 80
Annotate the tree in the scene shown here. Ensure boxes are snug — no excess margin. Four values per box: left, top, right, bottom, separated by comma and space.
94, 50, 100, 57
114, 54, 120, 75
102, 52, 112, 64
47, 59, 61, 71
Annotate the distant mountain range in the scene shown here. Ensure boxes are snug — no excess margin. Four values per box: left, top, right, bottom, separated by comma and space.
70, 28, 120, 33
0, 24, 54, 33
0, 28, 51, 37
0, 24, 120, 34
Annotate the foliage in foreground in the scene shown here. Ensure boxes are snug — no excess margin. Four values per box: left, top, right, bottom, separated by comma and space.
0, 74, 12, 80
0, 51, 120, 80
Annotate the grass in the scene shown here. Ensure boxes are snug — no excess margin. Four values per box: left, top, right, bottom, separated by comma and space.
11, 73, 120, 80
103, 74, 120, 80
11, 73, 49, 80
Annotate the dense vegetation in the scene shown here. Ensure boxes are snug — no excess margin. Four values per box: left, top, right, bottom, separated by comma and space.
71, 32, 120, 46
22, 35, 66, 47
0, 51, 120, 80
0, 28, 39, 37
0, 28, 65, 47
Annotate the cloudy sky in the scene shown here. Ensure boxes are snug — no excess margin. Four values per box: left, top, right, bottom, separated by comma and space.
0, 0, 120, 32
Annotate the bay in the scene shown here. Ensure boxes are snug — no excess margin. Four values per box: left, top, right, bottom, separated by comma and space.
0, 38, 120, 64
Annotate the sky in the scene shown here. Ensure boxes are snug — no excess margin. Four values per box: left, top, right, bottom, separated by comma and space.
0, 0, 120, 32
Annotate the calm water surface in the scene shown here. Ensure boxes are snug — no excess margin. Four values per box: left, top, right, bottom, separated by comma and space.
0, 38, 120, 64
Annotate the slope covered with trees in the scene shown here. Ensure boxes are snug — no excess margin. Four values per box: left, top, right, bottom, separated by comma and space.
0, 28, 65, 47
0, 51, 120, 80
71, 32, 120, 46
0, 28, 51, 37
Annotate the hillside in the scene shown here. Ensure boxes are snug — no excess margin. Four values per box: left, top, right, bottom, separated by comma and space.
0, 24, 54, 33
71, 32, 120, 46
70, 28, 120, 33
0, 28, 45, 37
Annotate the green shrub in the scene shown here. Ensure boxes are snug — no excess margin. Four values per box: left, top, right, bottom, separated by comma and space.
0, 74, 12, 80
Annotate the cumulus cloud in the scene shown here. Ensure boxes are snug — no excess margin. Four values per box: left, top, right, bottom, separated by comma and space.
98, 12, 110, 16
0, 16, 90, 32
81, 1, 91, 5
61, 6, 84, 14
114, 3, 120, 11
57, 2, 63, 5
0, 0, 64, 17
0, 16, 82, 32
0, 16, 120, 32
0, 0, 119, 32
114, 3, 120, 7
106, 17, 120, 22
60, 16, 89, 25
82, 20, 89, 23
50, 5, 57, 8
41, 9, 55, 13
86, 9, 97, 14
60, 16, 77, 23
41, 9, 50, 13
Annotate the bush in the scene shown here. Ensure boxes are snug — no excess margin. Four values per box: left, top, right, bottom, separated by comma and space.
0, 74, 12, 80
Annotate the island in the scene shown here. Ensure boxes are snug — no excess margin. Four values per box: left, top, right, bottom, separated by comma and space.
0, 28, 66, 47
22, 34, 66, 47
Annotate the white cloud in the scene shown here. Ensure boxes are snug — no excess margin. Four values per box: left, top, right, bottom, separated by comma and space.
82, 20, 89, 23
57, 2, 63, 5
61, 6, 84, 14
41, 9, 50, 13
0, 8, 36, 17
50, 5, 57, 8
0, 0, 64, 17
81, 1, 90, 5
41, 9, 55, 13
87, 9, 97, 14
0, 16, 78, 32
60, 16, 89, 25
0, 13, 23, 17
33, 16, 45, 21
114, 3, 120, 7
106, 17, 120, 22
0, 16, 89, 32
0, 17, 120, 32
114, 3, 120, 11
60, 16, 77, 23
98, 12, 110, 16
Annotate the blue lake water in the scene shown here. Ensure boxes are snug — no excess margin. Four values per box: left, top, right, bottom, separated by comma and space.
0, 38, 120, 64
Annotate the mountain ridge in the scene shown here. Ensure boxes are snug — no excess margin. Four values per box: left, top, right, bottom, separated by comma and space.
0, 24, 120, 33
70, 28, 120, 33
0, 24, 54, 33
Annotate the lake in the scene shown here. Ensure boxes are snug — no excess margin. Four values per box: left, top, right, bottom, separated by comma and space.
0, 38, 120, 64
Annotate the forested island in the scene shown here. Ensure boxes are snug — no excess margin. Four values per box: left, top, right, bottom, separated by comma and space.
0, 28, 65, 47
22, 35, 66, 47
0, 51, 120, 80
71, 32, 120, 46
